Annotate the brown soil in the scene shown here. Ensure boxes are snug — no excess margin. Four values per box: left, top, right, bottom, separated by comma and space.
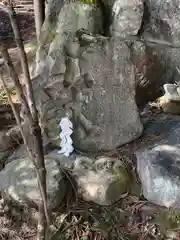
0, 6, 35, 48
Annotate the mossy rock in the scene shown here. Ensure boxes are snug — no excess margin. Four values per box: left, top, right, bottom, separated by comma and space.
106, 165, 130, 202
46, 118, 60, 145
77, 0, 98, 4
40, 25, 57, 47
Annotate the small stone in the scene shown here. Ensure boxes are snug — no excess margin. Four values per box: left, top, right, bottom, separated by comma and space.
155, 84, 180, 114
166, 230, 177, 240
164, 84, 180, 101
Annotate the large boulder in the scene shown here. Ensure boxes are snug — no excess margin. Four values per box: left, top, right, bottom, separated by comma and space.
72, 38, 143, 152
0, 147, 67, 209
32, 37, 143, 152
136, 114, 180, 208
32, 1, 143, 153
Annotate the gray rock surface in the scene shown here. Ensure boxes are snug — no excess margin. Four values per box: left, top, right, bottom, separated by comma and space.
34, 37, 143, 152
0, 148, 67, 209
0, 146, 130, 207
136, 114, 180, 208
73, 156, 130, 205
35, 2, 103, 76
111, 0, 144, 37
140, 0, 180, 89
32, 1, 143, 153
72, 38, 143, 152
44, 1, 103, 34
143, 0, 180, 46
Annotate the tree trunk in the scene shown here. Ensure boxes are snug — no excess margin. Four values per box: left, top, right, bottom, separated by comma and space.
34, 0, 45, 42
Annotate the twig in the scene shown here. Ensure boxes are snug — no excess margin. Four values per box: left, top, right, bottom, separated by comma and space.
59, 166, 78, 201
0, 70, 33, 159
4, 0, 38, 119
0, 43, 32, 120
4, 0, 50, 227
51, 216, 82, 240
0, 45, 49, 239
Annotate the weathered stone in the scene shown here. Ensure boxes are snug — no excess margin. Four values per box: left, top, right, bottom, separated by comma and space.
163, 84, 180, 101
73, 156, 130, 205
72, 38, 143, 152
36, 2, 103, 75
33, 0, 143, 152
140, 0, 180, 87
40, 39, 143, 151
55, 3, 103, 35
136, 114, 180, 208
0, 149, 67, 209
143, 0, 180, 46
43, 1, 103, 35
33, 42, 143, 152
44, 2, 103, 77
30, 73, 70, 145
111, 0, 144, 37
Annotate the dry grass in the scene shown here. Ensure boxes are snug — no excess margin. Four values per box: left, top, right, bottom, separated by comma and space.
0, 42, 37, 105
0, 195, 161, 240
0, 86, 16, 104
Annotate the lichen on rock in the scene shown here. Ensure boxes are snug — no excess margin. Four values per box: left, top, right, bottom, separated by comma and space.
73, 156, 130, 205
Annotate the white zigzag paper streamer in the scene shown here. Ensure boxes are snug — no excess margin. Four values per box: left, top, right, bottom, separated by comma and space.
58, 115, 74, 157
